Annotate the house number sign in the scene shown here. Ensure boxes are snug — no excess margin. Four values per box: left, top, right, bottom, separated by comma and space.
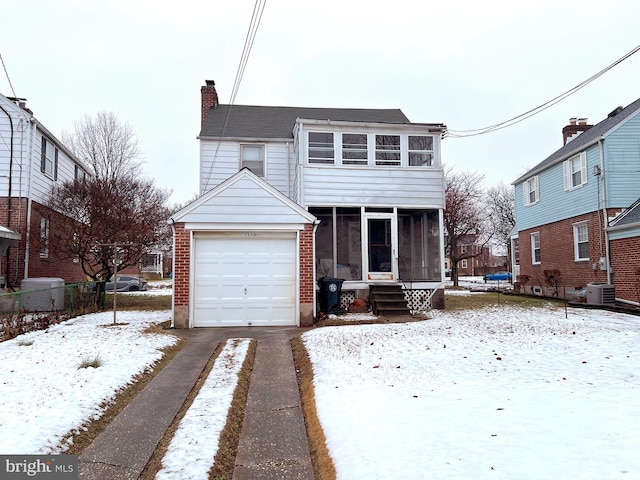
244, 232, 257, 237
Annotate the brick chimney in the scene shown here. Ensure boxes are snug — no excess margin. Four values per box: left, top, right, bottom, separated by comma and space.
201, 80, 218, 127
562, 117, 592, 145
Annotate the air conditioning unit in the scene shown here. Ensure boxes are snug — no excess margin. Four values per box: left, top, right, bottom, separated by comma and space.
586, 283, 615, 305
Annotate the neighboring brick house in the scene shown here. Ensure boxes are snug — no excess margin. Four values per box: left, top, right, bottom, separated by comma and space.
511, 99, 640, 301
0, 93, 90, 287
169, 80, 447, 328
444, 239, 493, 277
607, 199, 640, 304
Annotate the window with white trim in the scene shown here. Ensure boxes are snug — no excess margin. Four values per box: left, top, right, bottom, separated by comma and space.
40, 217, 50, 258
523, 176, 539, 206
408, 135, 434, 166
573, 222, 589, 261
461, 259, 467, 269
308, 132, 334, 164
342, 133, 368, 165
563, 152, 587, 190
240, 145, 265, 176
531, 232, 540, 264
74, 165, 86, 182
375, 135, 401, 166
40, 137, 58, 180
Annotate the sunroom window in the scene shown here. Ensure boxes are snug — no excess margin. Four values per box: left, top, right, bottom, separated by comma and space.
342, 133, 368, 165
375, 135, 401, 166
408, 136, 434, 166
308, 132, 334, 164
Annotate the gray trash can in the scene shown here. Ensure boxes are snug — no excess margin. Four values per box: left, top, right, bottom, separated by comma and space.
318, 277, 344, 315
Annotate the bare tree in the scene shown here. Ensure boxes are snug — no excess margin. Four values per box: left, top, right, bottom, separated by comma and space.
47, 177, 171, 281
444, 169, 489, 286
62, 111, 141, 181
486, 182, 515, 256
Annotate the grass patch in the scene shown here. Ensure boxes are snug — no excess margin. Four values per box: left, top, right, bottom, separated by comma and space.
78, 355, 103, 369
139, 339, 257, 480
17, 339, 34, 346
105, 293, 171, 311
61, 334, 184, 454
444, 290, 563, 311
291, 336, 336, 480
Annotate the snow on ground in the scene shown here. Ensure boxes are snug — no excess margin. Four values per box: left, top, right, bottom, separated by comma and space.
156, 338, 250, 480
0, 310, 177, 454
303, 304, 640, 480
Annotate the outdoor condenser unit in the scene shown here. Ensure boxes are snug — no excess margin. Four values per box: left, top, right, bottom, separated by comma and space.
585, 283, 615, 305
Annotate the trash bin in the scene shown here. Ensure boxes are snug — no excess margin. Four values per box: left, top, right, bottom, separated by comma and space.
318, 277, 344, 315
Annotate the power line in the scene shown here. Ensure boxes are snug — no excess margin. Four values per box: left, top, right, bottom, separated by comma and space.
0, 51, 18, 98
445, 42, 640, 138
203, 0, 267, 192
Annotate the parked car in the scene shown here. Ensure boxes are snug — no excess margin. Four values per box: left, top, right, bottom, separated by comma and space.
105, 275, 148, 292
484, 271, 512, 282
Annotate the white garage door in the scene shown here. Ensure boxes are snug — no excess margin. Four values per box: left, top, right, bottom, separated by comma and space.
193, 232, 297, 327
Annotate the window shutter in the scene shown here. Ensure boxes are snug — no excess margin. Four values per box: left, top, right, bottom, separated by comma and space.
563, 160, 570, 191
580, 152, 587, 186
54, 148, 59, 181
523, 181, 530, 206
40, 137, 47, 173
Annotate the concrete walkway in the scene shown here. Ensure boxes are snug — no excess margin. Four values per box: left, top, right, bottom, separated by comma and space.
78, 327, 313, 480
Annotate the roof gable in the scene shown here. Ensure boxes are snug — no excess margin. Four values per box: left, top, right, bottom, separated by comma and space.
200, 104, 412, 139
514, 97, 640, 184
171, 168, 315, 225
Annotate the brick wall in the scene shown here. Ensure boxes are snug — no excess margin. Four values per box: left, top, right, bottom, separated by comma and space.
610, 236, 640, 303
172, 223, 190, 327
517, 211, 611, 294
299, 224, 315, 326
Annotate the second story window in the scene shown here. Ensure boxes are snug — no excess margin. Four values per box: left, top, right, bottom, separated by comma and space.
563, 152, 587, 190
40, 137, 58, 180
308, 132, 334, 164
408, 136, 434, 166
342, 133, 368, 165
375, 135, 400, 166
523, 176, 539, 206
74, 165, 86, 182
240, 145, 265, 177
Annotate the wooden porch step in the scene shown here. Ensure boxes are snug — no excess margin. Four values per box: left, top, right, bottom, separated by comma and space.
369, 284, 410, 316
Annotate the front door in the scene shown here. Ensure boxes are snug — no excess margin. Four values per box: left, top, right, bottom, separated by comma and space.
365, 214, 397, 281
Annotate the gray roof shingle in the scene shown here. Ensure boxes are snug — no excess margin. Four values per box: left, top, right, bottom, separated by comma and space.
514, 97, 640, 184
199, 104, 416, 139
610, 197, 640, 228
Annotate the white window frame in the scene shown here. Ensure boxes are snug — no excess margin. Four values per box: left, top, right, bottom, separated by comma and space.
408, 135, 434, 166
523, 176, 539, 206
563, 152, 587, 191
341, 133, 368, 166
573, 222, 589, 261
375, 134, 401, 166
40, 217, 50, 259
461, 259, 467, 269
531, 232, 540, 264
240, 144, 265, 177
308, 132, 335, 164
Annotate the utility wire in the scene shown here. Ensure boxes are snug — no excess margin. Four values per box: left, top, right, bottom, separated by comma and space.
445, 42, 640, 138
202, 0, 267, 191
0, 51, 18, 98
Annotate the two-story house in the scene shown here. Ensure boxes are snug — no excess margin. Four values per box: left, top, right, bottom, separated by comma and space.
0, 93, 89, 288
511, 98, 640, 302
169, 81, 447, 328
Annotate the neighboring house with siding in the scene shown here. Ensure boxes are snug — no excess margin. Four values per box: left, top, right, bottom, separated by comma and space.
0, 92, 89, 287
169, 80, 447, 328
511, 98, 640, 302
607, 199, 640, 304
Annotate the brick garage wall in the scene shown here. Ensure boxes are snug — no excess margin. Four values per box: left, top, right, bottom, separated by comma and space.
172, 223, 190, 328
517, 211, 611, 296
610, 236, 640, 303
299, 223, 314, 326
0, 197, 28, 286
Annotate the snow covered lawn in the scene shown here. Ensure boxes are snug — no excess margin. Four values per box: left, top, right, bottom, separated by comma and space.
0, 310, 177, 454
302, 304, 640, 479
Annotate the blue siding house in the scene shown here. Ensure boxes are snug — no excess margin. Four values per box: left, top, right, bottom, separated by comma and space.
511, 98, 640, 303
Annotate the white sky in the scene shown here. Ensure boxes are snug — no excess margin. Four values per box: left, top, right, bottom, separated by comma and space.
2, 0, 639, 205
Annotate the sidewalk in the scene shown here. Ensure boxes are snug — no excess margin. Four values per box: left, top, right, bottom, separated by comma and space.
78, 327, 313, 480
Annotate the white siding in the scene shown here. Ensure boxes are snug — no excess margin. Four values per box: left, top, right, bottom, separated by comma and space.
180, 176, 311, 225
300, 166, 445, 208
200, 139, 291, 197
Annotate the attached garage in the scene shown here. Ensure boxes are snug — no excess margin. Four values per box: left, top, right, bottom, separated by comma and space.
193, 232, 297, 327
170, 169, 316, 328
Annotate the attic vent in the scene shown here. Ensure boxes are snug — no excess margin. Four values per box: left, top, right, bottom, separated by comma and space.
608, 106, 623, 118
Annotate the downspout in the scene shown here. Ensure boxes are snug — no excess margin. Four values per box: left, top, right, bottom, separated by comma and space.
598, 139, 612, 284
24, 118, 37, 280
169, 218, 176, 328
0, 104, 14, 286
